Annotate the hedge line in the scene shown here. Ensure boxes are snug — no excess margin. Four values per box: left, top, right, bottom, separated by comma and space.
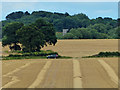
83, 51, 120, 58
8, 50, 58, 57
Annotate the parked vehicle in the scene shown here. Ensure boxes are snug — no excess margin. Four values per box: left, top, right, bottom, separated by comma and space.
47, 54, 58, 59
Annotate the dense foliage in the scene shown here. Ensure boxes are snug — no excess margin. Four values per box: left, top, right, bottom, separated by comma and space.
2, 18, 57, 52
1, 11, 119, 39
2, 22, 24, 50
83, 51, 120, 58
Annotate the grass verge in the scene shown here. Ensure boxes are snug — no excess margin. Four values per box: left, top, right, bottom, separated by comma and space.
2, 50, 72, 60
2, 56, 72, 60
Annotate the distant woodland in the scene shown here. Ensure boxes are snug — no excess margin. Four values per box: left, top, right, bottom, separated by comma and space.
1, 11, 120, 39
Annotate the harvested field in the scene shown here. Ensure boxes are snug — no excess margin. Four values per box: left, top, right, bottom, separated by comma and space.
1, 39, 119, 88
42, 39, 118, 57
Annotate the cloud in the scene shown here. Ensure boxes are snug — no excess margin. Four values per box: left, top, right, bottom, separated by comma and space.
1, 0, 119, 2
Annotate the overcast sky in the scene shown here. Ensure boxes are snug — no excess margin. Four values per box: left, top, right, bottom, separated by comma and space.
1, 2, 118, 20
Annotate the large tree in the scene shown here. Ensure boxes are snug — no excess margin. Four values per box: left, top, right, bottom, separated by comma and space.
17, 25, 45, 52
2, 22, 24, 50
17, 18, 57, 52
34, 18, 57, 46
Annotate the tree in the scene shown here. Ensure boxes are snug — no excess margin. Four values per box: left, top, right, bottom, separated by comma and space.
62, 17, 77, 30
2, 22, 24, 50
16, 18, 57, 52
96, 17, 103, 23
73, 13, 89, 20
0, 24, 2, 39
34, 18, 57, 46
98, 33, 109, 39
25, 11, 30, 15
53, 19, 64, 32
78, 28, 92, 39
116, 27, 120, 39
118, 18, 120, 26
88, 24, 107, 33
17, 25, 45, 52
65, 12, 70, 16
69, 28, 83, 39
6, 11, 24, 20
63, 33, 74, 39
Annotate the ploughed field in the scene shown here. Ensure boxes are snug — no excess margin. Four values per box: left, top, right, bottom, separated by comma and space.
1, 39, 119, 88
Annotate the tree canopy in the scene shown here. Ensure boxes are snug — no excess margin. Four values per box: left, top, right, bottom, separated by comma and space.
17, 25, 45, 52
2, 18, 57, 52
2, 22, 24, 50
1, 10, 118, 39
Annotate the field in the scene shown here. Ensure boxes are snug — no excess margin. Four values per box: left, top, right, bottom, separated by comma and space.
1, 39, 119, 88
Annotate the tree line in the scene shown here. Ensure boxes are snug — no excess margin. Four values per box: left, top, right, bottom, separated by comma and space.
1, 10, 119, 39
60, 24, 119, 39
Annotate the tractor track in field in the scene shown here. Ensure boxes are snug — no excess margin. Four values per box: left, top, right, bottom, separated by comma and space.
2, 39, 118, 88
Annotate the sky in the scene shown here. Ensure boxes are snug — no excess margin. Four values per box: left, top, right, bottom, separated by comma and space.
1, 2, 119, 20
1, 0, 119, 2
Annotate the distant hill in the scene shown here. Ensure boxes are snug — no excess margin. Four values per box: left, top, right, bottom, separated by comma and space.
1, 11, 119, 39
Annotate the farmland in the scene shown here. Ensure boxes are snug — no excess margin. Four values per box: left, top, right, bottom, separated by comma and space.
1, 39, 119, 88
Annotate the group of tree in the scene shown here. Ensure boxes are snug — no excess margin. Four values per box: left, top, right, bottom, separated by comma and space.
62, 28, 113, 39
1, 10, 119, 39
6, 11, 30, 20
62, 23, 119, 39
2, 18, 57, 52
